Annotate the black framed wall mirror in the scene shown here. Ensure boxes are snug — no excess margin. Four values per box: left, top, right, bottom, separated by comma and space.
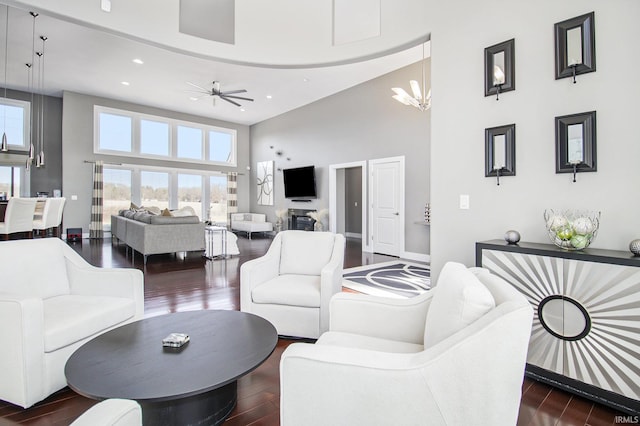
485, 124, 516, 185
484, 39, 515, 100
555, 111, 597, 182
554, 12, 596, 83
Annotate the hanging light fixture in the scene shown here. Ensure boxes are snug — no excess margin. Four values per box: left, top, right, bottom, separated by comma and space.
38, 36, 46, 167
1, 5, 10, 152
27, 11, 38, 165
391, 43, 431, 112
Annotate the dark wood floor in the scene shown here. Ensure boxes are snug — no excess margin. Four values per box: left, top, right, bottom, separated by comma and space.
0, 235, 627, 425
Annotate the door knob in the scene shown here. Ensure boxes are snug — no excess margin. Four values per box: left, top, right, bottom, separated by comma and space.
393, 212, 399, 215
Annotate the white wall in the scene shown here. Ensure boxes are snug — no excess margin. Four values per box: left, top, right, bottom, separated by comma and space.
429, 1, 640, 277
61, 91, 251, 232
250, 62, 431, 255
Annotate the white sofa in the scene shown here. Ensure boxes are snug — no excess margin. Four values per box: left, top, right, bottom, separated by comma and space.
280, 262, 534, 425
0, 238, 144, 408
71, 399, 142, 426
231, 213, 273, 239
240, 230, 345, 338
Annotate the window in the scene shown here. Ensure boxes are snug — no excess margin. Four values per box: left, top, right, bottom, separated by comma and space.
94, 106, 237, 166
209, 175, 228, 223
0, 98, 30, 150
209, 130, 232, 162
103, 168, 132, 225
177, 126, 202, 160
140, 119, 169, 156
0, 165, 25, 198
141, 171, 169, 211
98, 112, 132, 152
178, 174, 203, 219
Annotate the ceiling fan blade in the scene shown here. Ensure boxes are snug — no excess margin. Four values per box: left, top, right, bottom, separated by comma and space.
186, 81, 209, 91
219, 89, 247, 95
220, 96, 241, 107
222, 95, 254, 102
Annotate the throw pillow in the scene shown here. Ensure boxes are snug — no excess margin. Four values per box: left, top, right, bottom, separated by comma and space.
244, 213, 253, 221
423, 262, 495, 348
145, 206, 161, 215
172, 206, 197, 217
130, 202, 140, 210
161, 208, 173, 217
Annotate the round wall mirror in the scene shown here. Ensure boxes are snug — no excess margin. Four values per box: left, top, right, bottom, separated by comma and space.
538, 295, 591, 341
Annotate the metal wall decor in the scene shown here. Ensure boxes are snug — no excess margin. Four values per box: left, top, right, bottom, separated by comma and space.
484, 39, 515, 100
554, 12, 596, 83
256, 160, 274, 205
555, 111, 596, 182
485, 123, 515, 185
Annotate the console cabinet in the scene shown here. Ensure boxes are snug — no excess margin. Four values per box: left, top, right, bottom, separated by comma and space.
476, 240, 640, 414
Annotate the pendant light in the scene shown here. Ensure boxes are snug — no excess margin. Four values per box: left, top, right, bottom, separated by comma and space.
1, 5, 9, 152
391, 43, 431, 112
27, 12, 38, 164
38, 36, 46, 167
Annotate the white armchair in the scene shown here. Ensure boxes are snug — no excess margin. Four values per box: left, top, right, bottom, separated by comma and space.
0, 238, 144, 408
71, 399, 142, 426
240, 230, 345, 338
280, 262, 534, 426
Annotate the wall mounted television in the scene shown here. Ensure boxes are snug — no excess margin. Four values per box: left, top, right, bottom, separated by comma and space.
283, 166, 317, 199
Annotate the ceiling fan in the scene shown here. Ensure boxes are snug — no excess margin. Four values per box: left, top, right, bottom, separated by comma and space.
186, 80, 254, 107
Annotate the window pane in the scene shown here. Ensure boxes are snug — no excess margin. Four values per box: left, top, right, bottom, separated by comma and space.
209, 131, 232, 162
140, 119, 169, 156
99, 113, 132, 152
141, 171, 169, 210
0, 166, 11, 197
209, 175, 227, 223
103, 168, 132, 225
178, 174, 202, 219
0, 104, 26, 148
12, 167, 20, 197
177, 126, 202, 159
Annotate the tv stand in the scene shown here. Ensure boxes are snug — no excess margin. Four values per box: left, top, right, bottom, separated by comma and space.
288, 208, 316, 231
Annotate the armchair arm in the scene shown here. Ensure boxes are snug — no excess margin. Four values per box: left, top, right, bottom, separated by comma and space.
239, 235, 282, 312
280, 342, 439, 426
318, 234, 345, 333
0, 295, 46, 408
329, 291, 433, 345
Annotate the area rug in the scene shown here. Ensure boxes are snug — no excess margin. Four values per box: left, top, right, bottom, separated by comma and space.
343, 261, 431, 299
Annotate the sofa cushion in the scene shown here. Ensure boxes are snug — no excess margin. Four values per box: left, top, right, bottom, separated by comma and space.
244, 213, 253, 221
123, 210, 136, 219
149, 215, 200, 225
317, 331, 424, 353
43, 295, 136, 352
132, 212, 153, 223
251, 274, 321, 308
423, 262, 495, 348
0, 239, 70, 299
279, 231, 336, 275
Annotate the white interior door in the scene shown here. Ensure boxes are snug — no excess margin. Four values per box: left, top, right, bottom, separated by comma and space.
370, 157, 404, 256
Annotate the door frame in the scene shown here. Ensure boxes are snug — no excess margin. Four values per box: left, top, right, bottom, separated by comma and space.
329, 161, 369, 252
369, 156, 405, 256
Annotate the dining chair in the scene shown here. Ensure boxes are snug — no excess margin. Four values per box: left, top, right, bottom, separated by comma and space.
0, 198, 38, 240
33, 197, 66, 237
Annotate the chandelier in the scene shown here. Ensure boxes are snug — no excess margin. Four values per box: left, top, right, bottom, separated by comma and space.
391, 43, 431, 112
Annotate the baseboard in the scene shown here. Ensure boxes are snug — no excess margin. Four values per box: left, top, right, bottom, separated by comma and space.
345, 232, 362, 239
402, 251, 430, 264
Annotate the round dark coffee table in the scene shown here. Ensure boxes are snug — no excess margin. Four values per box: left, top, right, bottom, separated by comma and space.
65, 310, 277, 425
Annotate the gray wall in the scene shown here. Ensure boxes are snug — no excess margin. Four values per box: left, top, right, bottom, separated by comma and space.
61, 91, 251, 233
429, 0, 640, 277
250, 61, 431, 256
1, 88, 62, 196
345, 166, 362, 235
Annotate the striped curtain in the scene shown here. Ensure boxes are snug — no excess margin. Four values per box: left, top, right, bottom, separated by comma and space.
89, 160, 104, 239
227, 172, 237, 227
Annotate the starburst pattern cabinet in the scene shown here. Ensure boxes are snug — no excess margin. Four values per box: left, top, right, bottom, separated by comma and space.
476, 240, 640, 415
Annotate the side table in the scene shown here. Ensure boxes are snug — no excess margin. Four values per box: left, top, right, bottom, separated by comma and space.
205, 226, 228, 259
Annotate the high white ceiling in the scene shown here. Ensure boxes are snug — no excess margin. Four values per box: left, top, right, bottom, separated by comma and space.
0, 0, 431, 125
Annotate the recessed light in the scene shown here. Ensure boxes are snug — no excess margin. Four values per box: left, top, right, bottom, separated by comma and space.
240, 108, 246, 112
303, 78, 310, 82
121, 81, 130, 86
189, 97, 198, 101
266, 95, 273, 99
132, 58, 144, 65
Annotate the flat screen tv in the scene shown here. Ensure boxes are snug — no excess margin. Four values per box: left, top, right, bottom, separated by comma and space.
283, 166, 317, 199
